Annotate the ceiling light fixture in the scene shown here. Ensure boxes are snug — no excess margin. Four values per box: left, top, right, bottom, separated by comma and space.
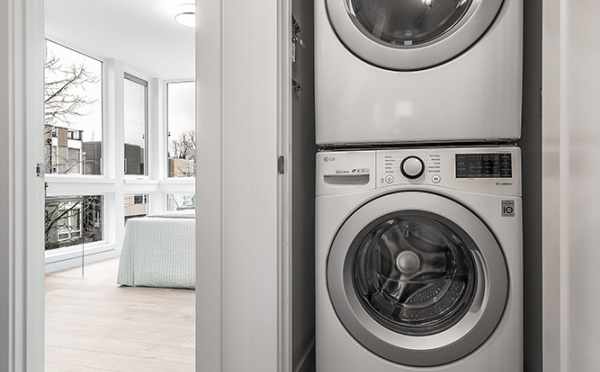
175, 3, 196, 28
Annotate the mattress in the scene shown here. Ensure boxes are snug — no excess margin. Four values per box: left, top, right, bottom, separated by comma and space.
117, 217, 195, 288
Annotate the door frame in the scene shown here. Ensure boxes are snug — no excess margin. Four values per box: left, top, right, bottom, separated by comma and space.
278, 0, 293, 369
3, 0, 46, 371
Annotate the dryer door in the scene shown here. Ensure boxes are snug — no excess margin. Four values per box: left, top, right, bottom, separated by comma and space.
326, 0, 505, 70
327, 191, 508, 367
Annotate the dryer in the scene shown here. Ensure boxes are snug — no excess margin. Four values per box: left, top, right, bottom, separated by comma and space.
315, 0, 523, 145
316, 147, 522, 371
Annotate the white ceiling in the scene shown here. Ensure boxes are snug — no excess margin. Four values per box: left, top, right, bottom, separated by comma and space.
46, 0, 195, 80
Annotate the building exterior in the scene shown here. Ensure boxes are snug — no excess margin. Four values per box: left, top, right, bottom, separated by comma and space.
45, 195, 103, 251
44, 125, 103, 175
125, 143, 145, 175
168, 158, 195, 177
123, 194, 149, 223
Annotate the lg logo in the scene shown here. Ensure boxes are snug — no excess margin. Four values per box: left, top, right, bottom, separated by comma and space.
502, 200, 515, 217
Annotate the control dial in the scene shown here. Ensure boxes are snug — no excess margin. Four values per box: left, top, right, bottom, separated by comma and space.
401, 156, 425, 179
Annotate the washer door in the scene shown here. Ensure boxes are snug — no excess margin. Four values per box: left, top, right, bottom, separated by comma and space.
326, 0, 505, 70
327, 192, 508, 367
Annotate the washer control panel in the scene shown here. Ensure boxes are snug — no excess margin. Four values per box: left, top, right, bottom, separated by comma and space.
400, 156, 425, 179
379, 151, 445, 186
317, 147, 521, 197
376, 147, 521, 196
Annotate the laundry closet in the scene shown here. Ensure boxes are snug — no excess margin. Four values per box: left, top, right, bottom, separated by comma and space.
287, 1, 543, 372
2, 0, 596, 371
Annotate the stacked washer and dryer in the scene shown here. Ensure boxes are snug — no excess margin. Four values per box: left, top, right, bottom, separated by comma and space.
314, 1, 523, 371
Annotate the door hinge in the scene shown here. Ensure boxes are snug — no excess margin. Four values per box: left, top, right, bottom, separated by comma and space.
278, 156, 285, 174
36, 163, 43, 177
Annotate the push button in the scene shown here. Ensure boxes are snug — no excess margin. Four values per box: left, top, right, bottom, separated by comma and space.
432, 175, 441, 184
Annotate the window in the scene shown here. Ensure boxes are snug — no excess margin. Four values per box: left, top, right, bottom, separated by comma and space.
166, 193, 195, 211
45, 195, 104, 251
124, 74, 148, 176
167, 82, 196, 177
44, 40, 103, 175
123, 194, 149, 224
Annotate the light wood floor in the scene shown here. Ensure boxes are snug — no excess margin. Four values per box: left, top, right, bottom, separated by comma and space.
46, 259, 195, 372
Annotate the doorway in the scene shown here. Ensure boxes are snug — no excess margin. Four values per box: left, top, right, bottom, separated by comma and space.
41, 1, 197, 370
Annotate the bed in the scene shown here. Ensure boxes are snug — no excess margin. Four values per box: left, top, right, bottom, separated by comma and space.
117, 212, 195, 288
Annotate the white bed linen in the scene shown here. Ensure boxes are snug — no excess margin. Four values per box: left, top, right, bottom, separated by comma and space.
117, 217, 195, 288
147, 210, 195, 219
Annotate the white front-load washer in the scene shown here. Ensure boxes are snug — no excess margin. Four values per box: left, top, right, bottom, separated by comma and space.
316, 146, 522, 371
316, 0, 523, 145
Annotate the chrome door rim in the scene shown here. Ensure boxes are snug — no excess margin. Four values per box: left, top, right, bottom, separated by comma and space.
327, 191, 509, 367
326, 0, 506, 70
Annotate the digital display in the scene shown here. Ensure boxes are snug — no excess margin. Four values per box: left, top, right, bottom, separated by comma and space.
456, 153, 512, 179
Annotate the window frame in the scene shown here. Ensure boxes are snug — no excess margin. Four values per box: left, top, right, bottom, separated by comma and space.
44, 38, 106, 178
123, 72, 149, 177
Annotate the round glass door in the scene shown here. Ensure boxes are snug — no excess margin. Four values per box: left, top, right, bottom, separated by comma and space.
327, 192, 508, 367
353, 211, 478, 337
348, 0, 473, 48
325, 0, 505, 70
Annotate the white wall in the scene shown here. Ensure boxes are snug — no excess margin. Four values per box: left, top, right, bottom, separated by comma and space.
195, 0, 282, 371
564, 1, 600, 370
542, 1, 565, 372
0, 0, 13, 369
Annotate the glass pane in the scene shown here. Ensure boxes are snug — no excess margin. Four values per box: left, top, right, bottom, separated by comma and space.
123, 194, 149, 224
167, 193, 195, 211
45, 195, 104, 251
124, 76, 147, 175
352, 211, 477, 336
167, 82, 196, 178
44, 40, 103, 175
349, 0, 472, 47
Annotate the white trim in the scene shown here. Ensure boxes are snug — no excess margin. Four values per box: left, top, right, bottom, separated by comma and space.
24, 0, 46, 370
45, 248, 120, 274
45, 175, 116, 184
161, 177, 195, 185
45, 241, 114, 263
195, 0, 223, 370
542, 1, 565, 372
122, 178, 159, 185
1, 1, 18, 370
278, 0, 293, 372
2, 0, 48, 371
558, 0, 569, 371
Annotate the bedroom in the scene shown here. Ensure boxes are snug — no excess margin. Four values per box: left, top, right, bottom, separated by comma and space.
43, 0, 196, 371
